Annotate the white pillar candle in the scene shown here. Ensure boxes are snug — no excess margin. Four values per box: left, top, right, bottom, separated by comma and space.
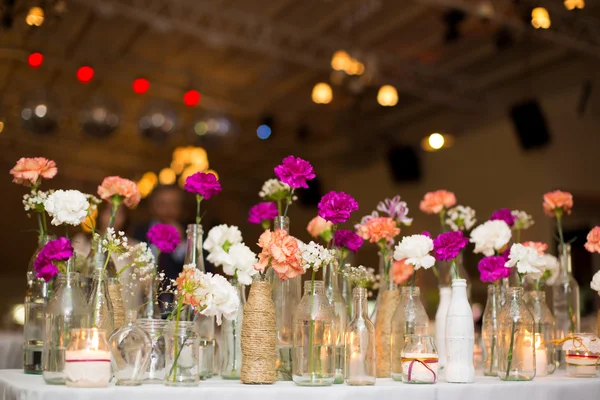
401, 352, 438, 383
566, 352, 600, 377
64, 349, 112, 388
535, 348, 548, 376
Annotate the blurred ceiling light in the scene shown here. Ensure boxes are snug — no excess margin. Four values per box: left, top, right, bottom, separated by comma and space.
377, 85, 398, 106
12, 304, 25, 325
312, 82, 333, 104
142, 171, 158, 186
428, 133, 445, 149
189, 147, 209, 171
0, 121, 5, 133
159, 168, 176, 185
132, 78, 150, 94
331, 50, 351, 71
26, 7, 44, 27
170, 160, 185, 175
421, 133, 454, 152
564, 0, 584, 10
28, 52, 44, 68
137, 179, 154, 198
34, 104, 47, 118
346, 60, 365, 76
531, 7, 551, 29
183, 90, 201, 107
476, 1, 494, 19
179, 166, 201, 188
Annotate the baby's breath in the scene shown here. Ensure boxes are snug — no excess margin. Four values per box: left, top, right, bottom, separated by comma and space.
344, 265, 376, 288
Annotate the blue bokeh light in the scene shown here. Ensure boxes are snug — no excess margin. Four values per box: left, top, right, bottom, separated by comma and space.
257, 124, 272, 139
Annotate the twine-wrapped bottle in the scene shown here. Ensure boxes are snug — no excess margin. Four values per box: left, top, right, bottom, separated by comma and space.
108, 277, 125, 331
374, 284, 400, 377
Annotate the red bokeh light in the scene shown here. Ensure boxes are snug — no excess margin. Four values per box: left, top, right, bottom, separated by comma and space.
183, 90, 201, 107
77, 66, 94, 83
28, 52, 44, 68
132, 78, 150, 94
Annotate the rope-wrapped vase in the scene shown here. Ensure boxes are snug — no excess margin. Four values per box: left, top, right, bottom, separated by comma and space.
241, 280, 277, 384
108, 278, 125, 331
375, 288, 400, 377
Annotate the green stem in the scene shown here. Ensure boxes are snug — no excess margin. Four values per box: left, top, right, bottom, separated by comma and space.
556, 212, 565, 247
276, 200, 283, 217
171, 296, 184, 382
196, 195, 202, 224
506, 319, 516, 376
439, 208, 447, 233
36, 213, 45, 242
283, 189, 294, 218
451, 259, 459, 280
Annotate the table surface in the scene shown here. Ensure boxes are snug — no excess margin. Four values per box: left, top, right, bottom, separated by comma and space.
0, 369, 598, 400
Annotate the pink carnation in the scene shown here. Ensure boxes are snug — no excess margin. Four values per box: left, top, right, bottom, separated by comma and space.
148, 224, 181, 254
98, 176, 141, 209
254, 230, 303, 280
356, 217, 400, 243
543, 190, 573, 217
419, 190, 456, 215
10, 157, 57, 186
523, 241, 548, 255
585, 227, 600, 254
306, 216, 333, 239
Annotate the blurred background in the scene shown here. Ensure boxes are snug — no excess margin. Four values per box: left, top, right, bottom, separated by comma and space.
0, 0, 599, 334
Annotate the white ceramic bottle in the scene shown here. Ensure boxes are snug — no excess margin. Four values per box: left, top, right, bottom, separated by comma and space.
445, 279, 474, 383
435, 286, 452, 375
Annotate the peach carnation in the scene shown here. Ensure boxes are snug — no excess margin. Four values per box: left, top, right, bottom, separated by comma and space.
523, 241, 548, 255
255, 229, 303, 280
419, 190, 456, 215
357, 217, 400, 243
543, 190, 573, 217
392, 259, 414, 285
306, 216, 333, 239
98, 176, 141, 209
585, 226, 600, 254
10, 157, 57, 186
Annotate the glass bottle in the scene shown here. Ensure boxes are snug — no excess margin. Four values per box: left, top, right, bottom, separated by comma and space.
81, 240, 103, 300
220, 279, 246, 379
108, 276, 125, 331
164, 320, 199, 387
109, 310, 152, 385
184, 224, 206, 272
23, 235, 54, 374
64, 328, 111, 388
434, 285, 451, 375
370, 251, 392, 321
400, 334, 439, 384
43, 267, 89, 384
482, 283, 502, 376
292, 280, 336, 386
445, 279, 475, 383
138, 273, 162, 319
524, 290, 556, 376
345, 287, 375, 386
552, 244, 580, 369
136, 318, 167, 383
323, 257, 347, 384
497, 287, 536, 381
270, 216, 301, 380
88, 269, 114, 334
390, 287, 429, 381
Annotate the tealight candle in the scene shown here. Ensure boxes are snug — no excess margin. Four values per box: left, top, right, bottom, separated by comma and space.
566, 351, 599, 378
401, 352, 438, 384
64, 328, 111, 388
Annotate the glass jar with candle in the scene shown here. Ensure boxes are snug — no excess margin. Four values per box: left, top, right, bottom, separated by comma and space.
400, 334, 438, 384
563, 333, 600, 378
497, 287, 536, 381
136, 318, 167, 383
524, 290, 556, 376
345, 287, 375, 386
109, 310, 152, 386
64, 328, 111, 388
323, 256, 347, 384
164, 320, 199, 386
390, 286, 429, 381
220, 278, 246, 379
482, 283, 502, 376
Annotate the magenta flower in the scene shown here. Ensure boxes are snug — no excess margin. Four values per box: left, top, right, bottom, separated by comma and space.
334, 229, 364, 253
248, 202, 278, 224
433, 231, 469, 261
34, 237, 73, 281
148, 224, 181, 253
478, 256, 511, 283
318, 191, 359, 225
274, 155, 316, 189
489, 208, 516, 227
184, 172, 222, 199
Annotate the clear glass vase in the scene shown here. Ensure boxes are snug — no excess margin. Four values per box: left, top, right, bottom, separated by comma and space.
482, 283, 502, 376
323, 258, 347, 384
109, 310, 152, 386
164, 320, 200, 387
292, 280, 336, 386
435, 254, 471, 298
552, 244, 580, 369
524, 290, 556, 376
43, 267, 89, 385
220, 279, 246, 379
345, 287, 375, 386
80, 240, 103, 300
23, 235, 54, 374
434, 285, 451, 375
497, 287, 536, 381
64, 328, 111, 388
136, 318, 167, 384
184, 224, 206, 272
400, 334, 438, 384
370, 251, 392, 322
88, 269, 114, 334
390, 287, 429, 381
138, 273, 162, 319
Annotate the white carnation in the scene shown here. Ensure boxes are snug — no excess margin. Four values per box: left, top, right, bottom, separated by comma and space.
299, 241, 334, 272
591, 271, 600, 295
541, 254, 560, 286
446, 205, 477, 231
470, 220, 512, 256
223, 243, 258, 285
505, 244, 546, 278
201, 273, 240, 325
393, 234, 435, 270
259, 179, 292, 200
203, 224, 243, 254
44, 190, 90, 226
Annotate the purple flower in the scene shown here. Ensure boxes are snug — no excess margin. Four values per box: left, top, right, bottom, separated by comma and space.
433, 231, 469, 261
318, 191, 359, 225
34, 237, 73, 282
184, 172, 222, 199
148, 224, 181, 253
489, 208, 516, 227
248, 202, 278, 224
377, 195, 413, 225
334, 229, 364, 253
421, 231, 432, 238
478, 256, 511, 283
274, 156, 316, 189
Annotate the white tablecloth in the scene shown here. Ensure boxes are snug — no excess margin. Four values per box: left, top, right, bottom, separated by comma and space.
0, 370, 598, 400
0, 334, 22, 370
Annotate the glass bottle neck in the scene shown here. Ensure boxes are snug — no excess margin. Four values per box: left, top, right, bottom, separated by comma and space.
184, 224, 205, 272
324, 261, 340, 292
273, 216, 290, 233
378, 251, 395, 289
304, 280, 325, 295
56, 272, 80, 288
352, 287, 369, 318
400, 286, 420, 298
559, 244, 572, 276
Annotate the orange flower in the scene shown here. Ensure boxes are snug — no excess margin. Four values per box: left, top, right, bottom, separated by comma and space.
254, 229, 303, 280
585, 226, 600, 254
392, 259, 414, 285
523, 241, 548, 255
98, 176, 141, 209
175, 266, 203, 308
419, 190, 456, 215
10, 157, 57, 186
357, 217, 400, 243
543, 190, 573, 217
306, 216, 332, 239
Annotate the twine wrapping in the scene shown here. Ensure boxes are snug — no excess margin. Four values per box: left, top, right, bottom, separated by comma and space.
241, 281, 277, 384
108, 282, 125, 331
375, 289, 400, 377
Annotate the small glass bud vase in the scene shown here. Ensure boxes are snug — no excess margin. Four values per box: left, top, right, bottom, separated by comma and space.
136, 318, 167, 383
109, 311, 152, 386
220, 279, 246, 379
88, 270, 114, 334
482, 284, 502, 376
400, 334, 438, 384
64, 328, 111, 388
345, 287, 376, 386
524, 290, 556, 376
563, 334, 600, 378
164, 320, 200, 387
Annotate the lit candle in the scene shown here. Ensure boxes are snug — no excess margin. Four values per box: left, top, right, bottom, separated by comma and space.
65, 330, 111, 388
566, 351, 599, 377
401, 353, 438, 383
520, 331, 535, 372
535, 334, 548, 377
